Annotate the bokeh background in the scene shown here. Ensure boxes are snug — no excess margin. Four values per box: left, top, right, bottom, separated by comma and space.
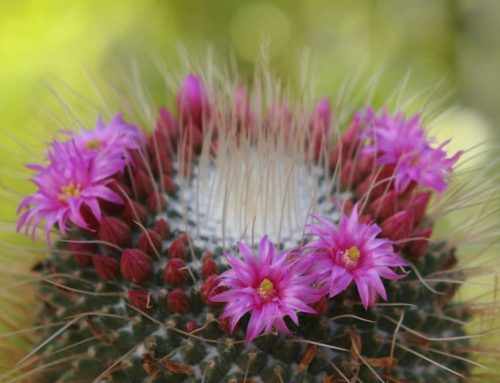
0, 0, 499, 376
2, 0, 499, 253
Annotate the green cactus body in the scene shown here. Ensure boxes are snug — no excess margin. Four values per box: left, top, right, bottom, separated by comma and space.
7, 70, 496, 383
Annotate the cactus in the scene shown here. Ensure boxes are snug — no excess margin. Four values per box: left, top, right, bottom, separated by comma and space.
2, 67, 498, 383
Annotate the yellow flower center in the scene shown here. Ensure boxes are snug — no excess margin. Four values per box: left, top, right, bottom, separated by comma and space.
58, 181, 82, 202
86, 139, 102, 150
342, 246, 361, 268
257, 278, 275, 299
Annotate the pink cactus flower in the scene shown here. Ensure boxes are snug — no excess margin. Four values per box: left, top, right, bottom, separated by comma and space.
17, 140, 124, 242
359, 107, 461, 193
68, 113, 142, 174
210, 236, 321, 342
305, 205, 407, 308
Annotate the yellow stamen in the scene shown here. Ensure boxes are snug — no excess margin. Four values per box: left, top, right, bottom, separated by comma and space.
58, 181, 82, 202
86, 139, 101, 150
346, 246, 360, 262
257, 278, 275, 298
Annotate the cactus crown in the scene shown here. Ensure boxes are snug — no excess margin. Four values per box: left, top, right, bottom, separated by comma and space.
2, 63, 499, 383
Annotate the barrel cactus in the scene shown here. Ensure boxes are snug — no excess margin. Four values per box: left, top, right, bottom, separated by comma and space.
2, 64, 498, 382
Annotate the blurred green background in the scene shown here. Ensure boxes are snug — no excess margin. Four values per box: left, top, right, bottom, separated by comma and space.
2, 0, 499, 234
0, 0, 499, 376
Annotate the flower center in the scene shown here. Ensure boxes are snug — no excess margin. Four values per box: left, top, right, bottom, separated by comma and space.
86, 139, 102, 150
342, 246, 361, 269
58, 181, 82, 202
257, 278, 275, 300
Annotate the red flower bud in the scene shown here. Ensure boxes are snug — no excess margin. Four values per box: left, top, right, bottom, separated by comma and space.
67, 241, 96, 266
356, 165, 395, 201
154, 219, 170, 239
146, 192, 167, 213
381, 211, 415, 241
164, 258, 188, 286
186, 320, 199, 333
403, 192, 432, 227
370, 190, 398, 222
155, 107, 178, 146
107, 179, 132, 200
162, 175, 177, 194
128, 290, 152, 311
121, 249, 152, 284
405, 227, 432, 259
138, 229, 163, 258
122, 200, 148, 223
340, 160, 360, 189
218, 315, 231, 334
309, 98, 331, 162
151, 150, 174, 176
130, 150, 149, 172
356, 154, 375, 177
359, 214, 373, 225
201, 258, 218, 279
202, 250, 213, 262
93, 255, 120, 280
200, 275, 223, 306
167, 288, 189, 314
133, 170, 155, 200
311, 296, 328, 317
168, 235, 189, 259
98, 216, 131, 248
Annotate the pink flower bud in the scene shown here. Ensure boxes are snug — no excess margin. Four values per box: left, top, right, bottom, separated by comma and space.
93, 255, 120, 280
167, 288, 189, 314
177, 74, 208, 126
98, 216, 131, 248
128, 290, 152, 311
163, 258, 188, 286
120, 249, 152, 284
381, 211, 415, 241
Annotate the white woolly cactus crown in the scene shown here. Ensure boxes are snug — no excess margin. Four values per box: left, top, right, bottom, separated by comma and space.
0, 58, 499, 383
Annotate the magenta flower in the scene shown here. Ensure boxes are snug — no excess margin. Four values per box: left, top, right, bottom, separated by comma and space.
17, 140, 124, 242
210, 236, 320, 342
305, 205, 407, 308
68, 113, 142, 174
359, 108, 461, 193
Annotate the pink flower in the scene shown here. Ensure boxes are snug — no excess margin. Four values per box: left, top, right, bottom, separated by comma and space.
17, 140, 123, 242
210, 236, 320, 342
359, 108, 461, 193
305, 205, 407, 308
68, 113, 142, 174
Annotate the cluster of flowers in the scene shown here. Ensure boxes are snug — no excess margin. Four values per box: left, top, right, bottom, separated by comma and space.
17, 73, 461, 343
17, 115, 142, 242
211, 106, 462, 342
